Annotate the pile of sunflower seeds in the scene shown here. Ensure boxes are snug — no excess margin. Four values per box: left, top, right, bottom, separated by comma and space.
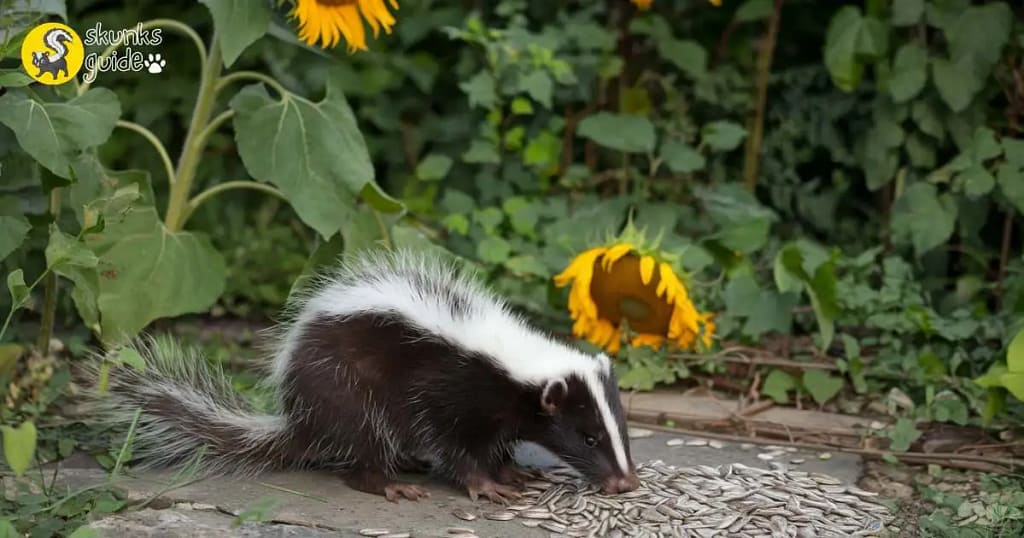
453, 461, 892, 537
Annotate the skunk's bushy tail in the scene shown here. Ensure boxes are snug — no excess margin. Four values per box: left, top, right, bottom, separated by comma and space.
79, 335, 291, 476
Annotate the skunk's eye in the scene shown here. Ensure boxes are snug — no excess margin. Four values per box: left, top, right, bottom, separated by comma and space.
584, 435, 598, 447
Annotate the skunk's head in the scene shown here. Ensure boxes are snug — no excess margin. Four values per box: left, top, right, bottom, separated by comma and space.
532, 359, 639, 494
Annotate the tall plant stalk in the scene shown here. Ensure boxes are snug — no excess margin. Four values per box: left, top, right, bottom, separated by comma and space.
743, 0, 784, 191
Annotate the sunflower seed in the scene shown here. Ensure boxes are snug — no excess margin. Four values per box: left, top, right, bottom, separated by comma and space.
380, 534, 410, 538
451, 508, 477, 521
359, 530, 390, 537
666, 438, 685, 447
446, 528, 476, 535
484, 511, 516, 521
708, 440, 725, 449
818, 452, 833, 460
684, 438, 708, 447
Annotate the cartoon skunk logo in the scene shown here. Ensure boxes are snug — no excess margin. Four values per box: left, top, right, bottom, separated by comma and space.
31, 28, 73, 80
20, 23, 84, 86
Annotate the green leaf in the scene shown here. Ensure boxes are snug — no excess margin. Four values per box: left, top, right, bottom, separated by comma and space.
967, 127, 1002, 161
442, 214, 469, 235
1000, 373, 1024, 401
824, 7, 867, 91
700, 121, 747, 152
762, 369, 795, 404
802, 371, 843, 405
945, 3, 1012, 73
974, 363, 1007, 388
891, 0, 924, 26
888, 44, 928, 103
1006, 329, 1024, 373
890, 182, 957, 257
415, 154, 453, 181
618, 365, 655, 391
0, 519, 16, 538
510, 97, 533, 115
772, 243, 838, 349
659, 39, 707, 80
734, 0, 773, 23
906, 133, 936, 169
698, 184, 777, 253
888, 418, 922, 452
45, 226, 98, 270
997, 164, 1024, 213
1, 421, 36, 477
460, 71, 497, 109
114, 348, 146, 372
1003, 138, 1024, 168
517, 70, 553, 109
577, 112, 656, 154
477, 236, 511, 264
230, 68, 398, 239
463, 140, 500, 164
6, 269, 28, 308
661, 141, 705, 173
505, 255, 547, 277
932, 56, 982, 112
83, 207, 226, 342
200, 0, 271, 67
958, 165, 995, 199
523, 131, 561, 169
0, 89, 121, 178
0, 215, 30, 261
0, 69, 33, 88
912, 101, 944, 141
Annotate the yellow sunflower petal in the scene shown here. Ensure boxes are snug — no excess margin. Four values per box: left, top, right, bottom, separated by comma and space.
290, 0, 399, 51
630, 0, 654, 10
554, 247, 605, 287
601, 243, 634, 271
639, 255, 656, 285
631, 333, 664, 349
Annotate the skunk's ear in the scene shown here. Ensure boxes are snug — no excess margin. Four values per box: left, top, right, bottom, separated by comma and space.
541, 378, 568, 415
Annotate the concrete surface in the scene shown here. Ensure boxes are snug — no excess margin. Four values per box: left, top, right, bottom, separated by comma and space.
51, 430, 862, 537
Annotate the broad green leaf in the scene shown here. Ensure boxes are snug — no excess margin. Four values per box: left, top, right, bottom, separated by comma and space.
114, 348, 146, 371
505, 255, 547, 277
958, 165, 995, 199
200, 0, 271, 67
762, 369, 795, 404
945, 3, 1012, 72
460, 71, 497, 109
997, 164, 1024, 214
523, 131, 561, 169
734, 0, 773, 23
0, 69, 32, 87
890, 182, 957, 257
68, 154, 153, 226
968, 127, 1002, 162
1006, 329, 1024, 373
517, 70, 553, 108
912, 101, 944, 141
698, 184, 777, 253
887, 418, 922, 452
230, 68, 398, 239
773, 245, 805, 293
773, 243, 837, 349
463, 140, 500, 164
83, 207, 226, 342
802, 371, 843, 405
0, 89, 120, 178
906, 133, 936, 169
700, 121, 747, 152
932, 56, 981, 112
1000, 372, 1024, 401
661, 141, 705, 173
442, 214, 469, 235
823, 6, 867, 91
0, 214, 30, 261
619, 365, 655, 391
743, 291, 796, 338
477, 235, 511, 264
1003, 138, 1024, 168
659, 39, 707, 80
891, 0, 924, 26
888, 44, 928, 103
1, 420, 36, 477
510, 97, 533, 115
415, 154, 453, 181
0, 519, 15, 538
45, 226, 98, 270
6, 269, 27, 307
577, 112, 656, 154
973, 363, 1006, 388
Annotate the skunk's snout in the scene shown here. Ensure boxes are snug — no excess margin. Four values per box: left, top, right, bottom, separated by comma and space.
601, 472, 640, 494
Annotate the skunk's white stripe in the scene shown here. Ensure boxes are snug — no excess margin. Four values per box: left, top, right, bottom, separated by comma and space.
584, 372, 630, 476
289, 249, 607, 386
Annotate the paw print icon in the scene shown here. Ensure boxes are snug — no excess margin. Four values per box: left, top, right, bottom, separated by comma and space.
145, 53, 166, 74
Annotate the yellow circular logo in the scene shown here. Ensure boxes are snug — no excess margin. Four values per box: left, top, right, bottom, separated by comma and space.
20, 22, 85, 85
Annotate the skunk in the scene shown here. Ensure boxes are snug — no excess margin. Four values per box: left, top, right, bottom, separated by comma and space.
82, 249, 640, 502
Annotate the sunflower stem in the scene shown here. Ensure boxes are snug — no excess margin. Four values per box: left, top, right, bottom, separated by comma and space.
164, 37, 222, 232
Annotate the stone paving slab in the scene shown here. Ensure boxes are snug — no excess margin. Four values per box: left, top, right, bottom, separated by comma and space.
47, 429, 865, 537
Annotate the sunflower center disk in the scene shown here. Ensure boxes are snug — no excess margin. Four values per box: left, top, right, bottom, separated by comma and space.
589, 254, 673, 336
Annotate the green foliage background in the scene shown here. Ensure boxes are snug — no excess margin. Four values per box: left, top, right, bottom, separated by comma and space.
1, 0, 1024, 498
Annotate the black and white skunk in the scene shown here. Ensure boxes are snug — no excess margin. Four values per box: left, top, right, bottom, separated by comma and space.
82, 249, 640, 502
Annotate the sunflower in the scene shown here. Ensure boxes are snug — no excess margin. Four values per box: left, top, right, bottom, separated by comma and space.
290, 0, 399, 52
553, 223, 715, 355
